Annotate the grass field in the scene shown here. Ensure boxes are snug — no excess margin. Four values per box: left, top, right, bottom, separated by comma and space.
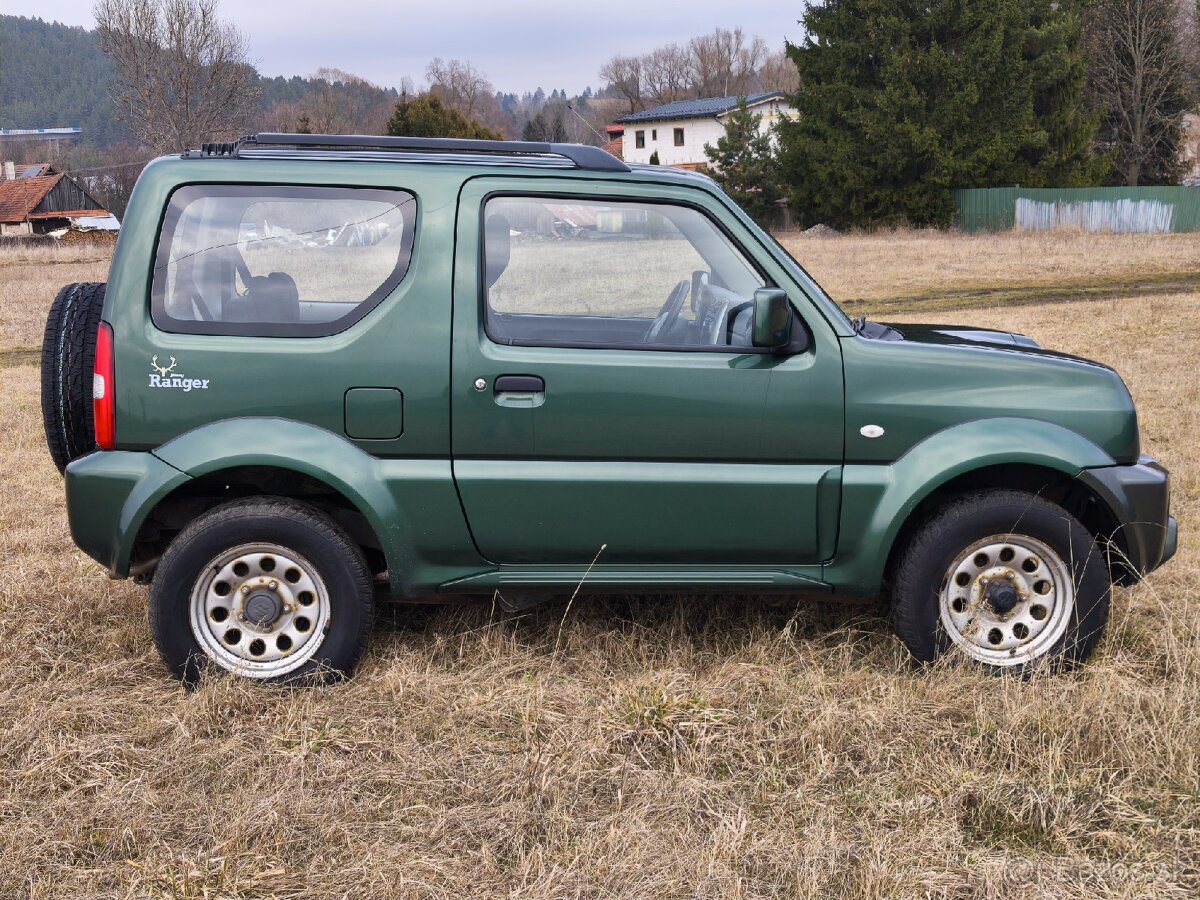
0, 232, 1197, 898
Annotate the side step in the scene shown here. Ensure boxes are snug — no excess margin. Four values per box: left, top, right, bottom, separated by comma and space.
440, 564, 831, 594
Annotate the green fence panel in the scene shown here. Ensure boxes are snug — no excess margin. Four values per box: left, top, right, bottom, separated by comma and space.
953, 187, 1200, 233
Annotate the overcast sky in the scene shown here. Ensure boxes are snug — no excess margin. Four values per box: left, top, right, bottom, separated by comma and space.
8, 2, 803, 95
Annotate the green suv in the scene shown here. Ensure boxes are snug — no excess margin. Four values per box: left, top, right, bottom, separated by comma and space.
42, 133, 1176, 682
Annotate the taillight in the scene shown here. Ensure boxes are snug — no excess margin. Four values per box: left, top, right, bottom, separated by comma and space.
92, 322, 115, 450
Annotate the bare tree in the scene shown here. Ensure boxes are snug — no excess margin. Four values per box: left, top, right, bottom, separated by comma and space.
599, 28, 783, 114
1087, 0, 1194, 185
642, 45, 691, 107
688, 28, 767, 98
425, 58, 491, 118
599, 54, 644, 113
94, 0, 259, 154
757, 48, 800, 94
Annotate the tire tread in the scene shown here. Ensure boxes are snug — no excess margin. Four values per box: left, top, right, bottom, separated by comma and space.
40, 281, 106, 474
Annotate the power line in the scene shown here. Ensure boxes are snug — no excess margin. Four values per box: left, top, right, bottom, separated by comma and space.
62, 159, 153, 176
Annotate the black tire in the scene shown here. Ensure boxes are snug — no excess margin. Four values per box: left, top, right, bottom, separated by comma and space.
149, 497, 374, 685
41, 281, 106, 474
891, 490, 1111, 675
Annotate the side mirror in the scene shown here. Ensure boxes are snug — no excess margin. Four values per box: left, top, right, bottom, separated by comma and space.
752, 288, 793, 349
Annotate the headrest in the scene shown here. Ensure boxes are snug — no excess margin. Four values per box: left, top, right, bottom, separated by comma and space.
485, 214, 511, 290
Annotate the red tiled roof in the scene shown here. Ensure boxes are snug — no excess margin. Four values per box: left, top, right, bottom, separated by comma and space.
0, 174, 61, 222
545, 204, 600, 227
602, 136, 623, 160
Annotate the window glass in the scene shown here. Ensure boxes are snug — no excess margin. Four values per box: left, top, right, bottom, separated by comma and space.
635, 130, 645, 149
152, 185, 415, 336
483, 196, 767, 350
674, 128, 685, 146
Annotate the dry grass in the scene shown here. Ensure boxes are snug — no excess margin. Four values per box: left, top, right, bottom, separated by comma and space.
783, 228, 1200, 309
1, 233, 1198, 898
0, 245, 109, 360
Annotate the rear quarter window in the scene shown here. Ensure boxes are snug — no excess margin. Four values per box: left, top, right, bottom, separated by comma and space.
151, 184, 416, 337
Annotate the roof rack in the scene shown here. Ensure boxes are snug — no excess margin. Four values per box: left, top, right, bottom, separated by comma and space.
191, 133, 631, 173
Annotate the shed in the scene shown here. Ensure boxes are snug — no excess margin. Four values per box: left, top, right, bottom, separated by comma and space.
0, 168, 111, 236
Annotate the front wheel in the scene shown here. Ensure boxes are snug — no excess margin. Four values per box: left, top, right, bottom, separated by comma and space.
891, 490, 1111, 675
149, 497, 374, 684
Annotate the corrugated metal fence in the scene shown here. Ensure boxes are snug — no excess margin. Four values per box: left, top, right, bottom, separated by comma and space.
953, 187, 1200, 233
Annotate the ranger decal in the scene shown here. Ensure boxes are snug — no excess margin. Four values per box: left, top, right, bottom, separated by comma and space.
148, 355, 209, 392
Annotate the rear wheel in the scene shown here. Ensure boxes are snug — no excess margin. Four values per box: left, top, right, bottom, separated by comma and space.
149, 497, 374, 684
41, 281, 106, 474
891, 490, 1111, 675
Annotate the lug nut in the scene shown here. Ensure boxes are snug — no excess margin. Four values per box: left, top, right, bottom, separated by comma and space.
241, 586, 250, 595
268, 580, 278, 590
239, 613, 247, 622
283, 605, 292, 614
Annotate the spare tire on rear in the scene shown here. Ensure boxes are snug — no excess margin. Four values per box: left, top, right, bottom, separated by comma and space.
41, 282, 107, 474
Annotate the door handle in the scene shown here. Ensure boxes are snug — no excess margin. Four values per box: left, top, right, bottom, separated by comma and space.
494, 375, 545, 393
492, 374, 545, 408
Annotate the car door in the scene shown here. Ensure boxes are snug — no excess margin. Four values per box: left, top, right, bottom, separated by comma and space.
451, 177, 844, 565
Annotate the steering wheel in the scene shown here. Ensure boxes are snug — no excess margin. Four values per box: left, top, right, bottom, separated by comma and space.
642, 280, 690, 344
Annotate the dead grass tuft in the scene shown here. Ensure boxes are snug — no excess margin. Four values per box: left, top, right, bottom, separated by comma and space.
0, 235, 1197, 897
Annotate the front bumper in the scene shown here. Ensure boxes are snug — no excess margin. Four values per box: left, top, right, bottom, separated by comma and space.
1078, 454, 1177, 580
65, 450, 190, 577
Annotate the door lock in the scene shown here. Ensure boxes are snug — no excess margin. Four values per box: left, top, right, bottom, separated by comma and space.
473, 378, 488, 391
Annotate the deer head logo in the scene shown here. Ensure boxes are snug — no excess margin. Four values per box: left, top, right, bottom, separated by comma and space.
151, 355, 177, 377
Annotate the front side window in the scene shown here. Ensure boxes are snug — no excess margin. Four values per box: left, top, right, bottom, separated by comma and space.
483, 196, 768, 350
635, 130, 645, 149
674, 128, 685, 146
152, 185, 416, 337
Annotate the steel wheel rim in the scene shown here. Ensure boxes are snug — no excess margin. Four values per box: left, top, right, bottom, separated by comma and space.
938, 533, 1075, 667
188, 542, 330, 678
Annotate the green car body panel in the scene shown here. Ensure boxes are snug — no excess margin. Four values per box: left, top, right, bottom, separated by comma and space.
64, 144, 1175, 603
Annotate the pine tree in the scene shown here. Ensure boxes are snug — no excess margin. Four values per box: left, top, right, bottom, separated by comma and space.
703, 98, 781, 226
777, 0, 1104, 228
649, 150, 660, 165
386, 93, 502, 140
549, 111, 568, 142
522, 112, 548, 141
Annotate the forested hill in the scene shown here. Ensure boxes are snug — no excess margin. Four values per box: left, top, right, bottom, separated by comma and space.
0, 15, 402, 147
0, 15, 131, 145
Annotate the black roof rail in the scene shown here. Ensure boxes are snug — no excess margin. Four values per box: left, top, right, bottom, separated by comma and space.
194, 132, 631, 173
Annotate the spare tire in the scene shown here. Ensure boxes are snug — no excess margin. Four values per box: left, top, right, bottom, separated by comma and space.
41, 282, 107, 474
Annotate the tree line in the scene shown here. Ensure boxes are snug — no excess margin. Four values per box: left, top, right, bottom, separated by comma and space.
772, 0, 1200, 228
599, 27, 799, 114
5, 1, 1199, 230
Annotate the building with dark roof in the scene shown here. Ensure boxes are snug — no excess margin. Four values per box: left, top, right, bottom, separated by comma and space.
614, 92, 797, 169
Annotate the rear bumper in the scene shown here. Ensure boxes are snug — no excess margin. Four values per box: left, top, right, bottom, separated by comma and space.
1079, 455, 1176, 579
65, 450, 190, 577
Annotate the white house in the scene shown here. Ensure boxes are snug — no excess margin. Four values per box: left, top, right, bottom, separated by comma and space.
614, 92, 798, 169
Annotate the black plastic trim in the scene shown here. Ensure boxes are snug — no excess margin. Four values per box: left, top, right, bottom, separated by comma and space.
197, 133, 631, 174
494, 375, 545, 393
